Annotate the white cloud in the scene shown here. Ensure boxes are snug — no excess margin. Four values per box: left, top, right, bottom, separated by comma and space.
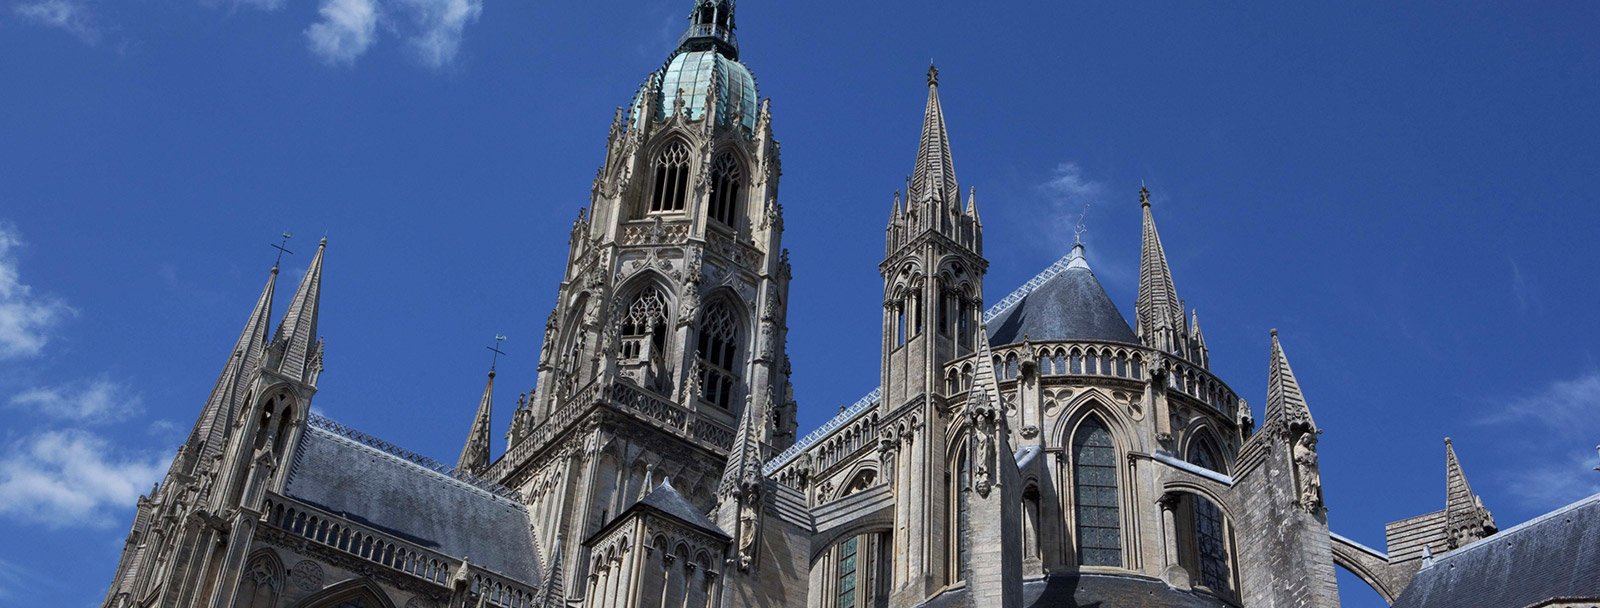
1480, 369, 1600, 431
0, 224, 74, 360
13, 0, 101, 45
1038, 161, 1110, 242
1504, 448, 1600, 511
0, 430, 168, 528
8, 377, 141, 424
305, 0, 380, 66
397, 0, 481, 69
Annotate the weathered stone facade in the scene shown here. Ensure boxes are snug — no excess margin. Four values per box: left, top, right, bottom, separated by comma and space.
100, 2, 1600, 608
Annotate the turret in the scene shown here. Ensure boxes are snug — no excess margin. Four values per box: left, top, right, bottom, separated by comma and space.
456, 367, 496, 478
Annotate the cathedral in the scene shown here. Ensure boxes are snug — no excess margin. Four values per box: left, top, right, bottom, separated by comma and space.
101, 2, 1600, 607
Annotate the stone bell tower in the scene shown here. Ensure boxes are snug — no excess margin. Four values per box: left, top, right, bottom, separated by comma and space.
879, 65, 989, 607
488, 0, 799, 601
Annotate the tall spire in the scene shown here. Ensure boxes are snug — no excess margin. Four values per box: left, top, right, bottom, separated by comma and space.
267, 238, 325, 387
908, 64, 958, 209
1443, 438, 1497, 547
189, 265, 278, 462
456, 368, 496, 478
1264, 329, 1315, 433
1137, 186, 1186, 353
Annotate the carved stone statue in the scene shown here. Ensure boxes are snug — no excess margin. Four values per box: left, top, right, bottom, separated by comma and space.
1292, 432, 1322, 511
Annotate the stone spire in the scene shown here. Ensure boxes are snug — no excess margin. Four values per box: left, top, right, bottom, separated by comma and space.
1264, 329, 1315, 434
456, 368, 496, 478
1136, 186, 1188, 355
718, 398, 765, 498
908, 64, 958, 210
1443, 438, 1497, 548
266, 238, 325, 387
189, 265, 277, 463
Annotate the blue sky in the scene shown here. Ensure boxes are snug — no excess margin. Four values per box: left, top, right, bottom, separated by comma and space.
2, 1, 1598, 606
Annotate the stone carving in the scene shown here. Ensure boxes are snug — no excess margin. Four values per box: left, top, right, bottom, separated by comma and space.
289, 559, 324, 592
1292, 432, 1322, 512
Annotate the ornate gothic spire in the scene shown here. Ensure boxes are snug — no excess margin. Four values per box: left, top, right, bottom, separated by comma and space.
1137, 186, 1186, 352
266, 238, 325, 387
908, 64, 958, 210
456, 368, 496, 477
1264, 329, 1316, 434
189, 265, 278, 462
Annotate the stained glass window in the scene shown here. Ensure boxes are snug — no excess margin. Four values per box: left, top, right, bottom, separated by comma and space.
837, 537, 858, 608
1073, 417, 1121, 567
1187, 437, 1230, 591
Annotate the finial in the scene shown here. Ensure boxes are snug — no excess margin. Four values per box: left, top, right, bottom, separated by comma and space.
486, 335, 508, 372
1073, 202, 1091, 245
1270, 328, 1279, 337
1445, 436, 1453, 446
270, 232, 294, 270
1139, 184, 1151, 208
927, 63, 939, 87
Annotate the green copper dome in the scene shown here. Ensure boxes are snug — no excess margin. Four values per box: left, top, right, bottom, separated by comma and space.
630, 0, 757, 132
633, 49, 758, 132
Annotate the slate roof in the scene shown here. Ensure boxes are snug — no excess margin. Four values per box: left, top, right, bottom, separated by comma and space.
986, 249, 1139, 347
918, 573, 1233, 608
284, 424, 542, 582
635, 480, 727, 538
1391, 491, 1600, 608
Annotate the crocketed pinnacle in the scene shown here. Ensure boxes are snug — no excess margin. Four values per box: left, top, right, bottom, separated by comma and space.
266, 238, 325, 387
1264, 330, 1315, 433
1137, 188, 1185, 346
718, 398, 765, 498
456, 368, 496, 477
908, 64, 958, 209
190, 265, 278, 462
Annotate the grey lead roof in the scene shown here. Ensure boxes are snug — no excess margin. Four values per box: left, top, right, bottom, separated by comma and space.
918, 573, 1233, 608
284, 425, 543, 582
986, 249, 1139, 347
1391, 491, 1600, 608
635, 480, 727, 538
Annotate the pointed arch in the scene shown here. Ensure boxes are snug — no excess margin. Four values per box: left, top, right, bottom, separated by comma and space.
1070, 414, 1122, 567
234, 549, 283, 608
707, 149, 745, 228
614, 273, 676, 366
646, 136, 694, 214
695, 289, 747, 411
290, 577, 397, 608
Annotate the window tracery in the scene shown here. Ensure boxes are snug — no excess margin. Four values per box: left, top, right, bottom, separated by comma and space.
696, 301, 741, 410
649, 140, 692, 213
1073, 417, 1121, 567
708, 152, 742, 227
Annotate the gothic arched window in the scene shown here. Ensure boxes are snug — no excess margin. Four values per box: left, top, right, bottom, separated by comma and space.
649, 140, 692, 213
234, 552, 281, 608
708, 152, 742, 227
696, 301, 740, 410
619, 288, 669, 363
1072, 417, 1121, 567
836, 537, 858, 608
1187, 437, 1231, 592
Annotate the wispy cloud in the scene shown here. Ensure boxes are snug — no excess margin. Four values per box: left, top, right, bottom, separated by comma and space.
202, 0, 288, 10
1040, 161, 1108, 235
1508, 257, 1541, 314
1478, 369, 1600, 509
8, 377, 142, 424
305, 0, 380, 65
397, 0, 482, 69
1479, 368, 1600, 430
0, 430, 168, 528
13, 0, 101, 45
0, 224, 75, 360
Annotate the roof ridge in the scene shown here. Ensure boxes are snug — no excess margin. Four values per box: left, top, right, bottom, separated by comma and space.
307, 414, 521, 503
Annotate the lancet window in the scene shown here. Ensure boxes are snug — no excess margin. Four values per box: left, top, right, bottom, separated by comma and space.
1187, 437, 1231, 592
649, 140, 692, 213
708, 152, 742, 227
695, 301, 741, 410
1073, 417, 1121, 567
